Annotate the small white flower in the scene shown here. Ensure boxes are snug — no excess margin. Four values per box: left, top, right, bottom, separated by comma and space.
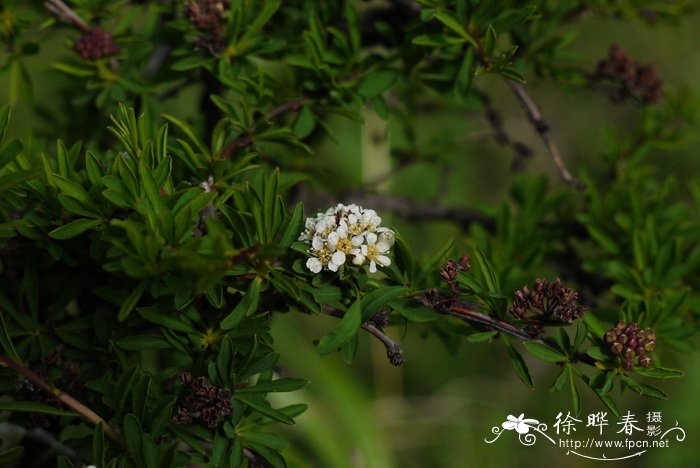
299, 203, 395, 274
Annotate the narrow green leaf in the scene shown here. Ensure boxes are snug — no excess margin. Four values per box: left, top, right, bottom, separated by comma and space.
0, 401, 77, 417
633, 367, 684, 379
550, 365, 568, 392
317, 300, 362, 355
568, 365, 581, 416
93, 422, 105, 468
431, 10, 477, 46
358, 70, 398, 98
502, 335, 533, 389
235, 394, 295, 425
0, 309, 22, 363
0, 104, 11, 142
474, 248, 499, 293
523, 342, 568, 362
116, 335, 170, 351
118, 281, 147, 321
48, 174, 92, 205
279, 203, 304, 248
236, 378, 309, 394
221, 278, 262, 329
0, 446, 24, 464
467, 331, 498, 343
0, 139, 22, 171
49, 219, 102, 240
137, 307, 194, 333
123, 414, 144, 467
361, 286, 409, 321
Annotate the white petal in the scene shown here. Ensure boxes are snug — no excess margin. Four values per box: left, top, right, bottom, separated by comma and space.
352, 235, 364, 246
361, 245, 368, 255
331, 251, 346, 266
502, 421, 517, 430
306, 258, 322, 274
328, 261, 339, 272
369, 261, 377, 273
366, 232, 377, 245
377, 255, 391, 267
312, 236, 324, 250
376, 240, 391, 253
352, 254, 365, 265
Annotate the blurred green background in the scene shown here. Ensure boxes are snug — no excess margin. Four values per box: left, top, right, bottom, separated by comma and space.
2, 5, 700, 468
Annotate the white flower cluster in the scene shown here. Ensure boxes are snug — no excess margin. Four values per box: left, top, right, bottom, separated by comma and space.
299, 204, 395, 274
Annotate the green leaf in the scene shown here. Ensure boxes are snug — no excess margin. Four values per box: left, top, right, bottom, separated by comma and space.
502, 335, 533, 389
293, 107, 316, 138
467, 331, 498, 343
550, 365, 568, 392
358, 70, 398, 98
124, 414, 144, 467
0, 139, 22, 171
221, 278, 262, 329
279, 203, 304, 248
587, 226, 620, 254
0, 104, 11, 142
235, 394, 295, 425
586, 345, 610, 361
0, 446, 24, 464
236, 378, 309, 394
474, 248, 499, 293
317, 300, 362, 355
483, 25, 497, 57
49, 219, 102, 240
567, 365, 581, 415
362, 286, 409, 321
572, 321, 588, 352
48, 174, 92, 205
93, 422, 106, 468
523, 342, 568, 362
454, 47, 476, 102
390, 299, 439, 323
137, 307, 194, 333
118, 281, 147, 321
116, 335, 170, 351
431, 10, 477, 47
0, 309, 22, 363
0, 401, 77, 417
633, 367, 684, 379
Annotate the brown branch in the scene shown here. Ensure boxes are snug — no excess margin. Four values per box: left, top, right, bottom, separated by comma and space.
473, 89, 534, 172
221, 99, 303, 160
321, 307, 403, 366
0, 355, 126, 448
44, 0, 90, 32
506, 80, 585, 190
416, 296, 596, 366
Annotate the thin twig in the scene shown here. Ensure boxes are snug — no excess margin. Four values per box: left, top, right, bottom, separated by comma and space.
221, 99, 303, 160
473, 89, 534, 172
0, 355, 126, 448
44, 0, 90, 32
507, 80, 585, 190
321, 307, 404, 366
416, 297, 596, 366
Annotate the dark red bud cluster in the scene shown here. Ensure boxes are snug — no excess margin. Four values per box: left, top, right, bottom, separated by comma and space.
604, 321, 656, 370
172, 372, 232, 428
185, 0, 230, 52
510, 278, 586, 324
74, 27, 120, 60
440, 255, 471, 283
593, 44, 662, 105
